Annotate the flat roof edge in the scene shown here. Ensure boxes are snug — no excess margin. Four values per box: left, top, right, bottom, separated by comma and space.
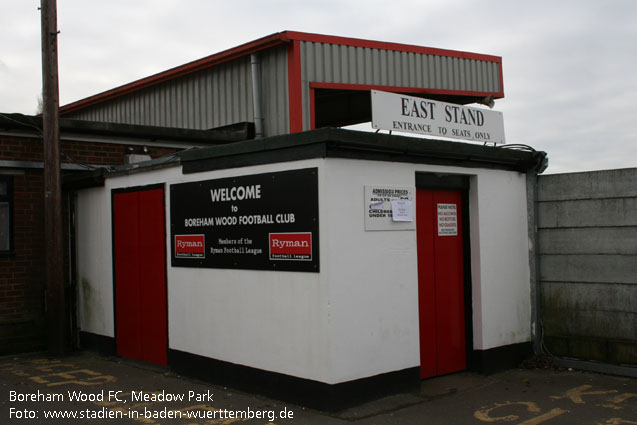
63, 128, 545, 187
179, 128, 544, 174
0, 113, 254, 144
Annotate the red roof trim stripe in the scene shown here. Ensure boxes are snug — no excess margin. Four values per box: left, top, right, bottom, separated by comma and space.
285, 31, 502, 63
309, 82, 504, 100
497, 60, 505, 99
287, 40, 304, 133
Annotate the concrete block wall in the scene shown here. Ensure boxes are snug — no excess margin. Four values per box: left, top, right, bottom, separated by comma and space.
537, 168, 637, 365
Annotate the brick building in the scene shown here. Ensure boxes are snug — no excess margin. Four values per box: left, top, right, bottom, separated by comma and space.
0, 113, 252, 353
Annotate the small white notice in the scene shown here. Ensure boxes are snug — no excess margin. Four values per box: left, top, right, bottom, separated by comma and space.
391, 199, 413, 222
437, 203, 458, 236
369, 201, 385, 211
365, 185, 415, 231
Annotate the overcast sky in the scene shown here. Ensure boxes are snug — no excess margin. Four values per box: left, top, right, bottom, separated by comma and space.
2, 0, 636, 174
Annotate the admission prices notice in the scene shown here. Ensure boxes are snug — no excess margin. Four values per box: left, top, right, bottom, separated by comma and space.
364, 185, 415, 231
170, 168, 319, 272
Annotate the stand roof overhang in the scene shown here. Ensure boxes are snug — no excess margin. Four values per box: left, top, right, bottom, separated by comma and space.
59, 32, 504, 133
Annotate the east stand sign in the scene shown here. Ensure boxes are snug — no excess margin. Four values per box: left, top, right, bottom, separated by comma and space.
170, 168, 319, 272
371, 90, 505, 144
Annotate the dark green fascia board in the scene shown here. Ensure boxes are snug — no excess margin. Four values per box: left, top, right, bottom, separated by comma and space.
62, 168, 106, 190
179, 127, 543, 174
61, 127, 546, 186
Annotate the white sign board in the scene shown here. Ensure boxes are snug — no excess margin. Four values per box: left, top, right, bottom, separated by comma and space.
437, 203, 458, 236
371, 90, 505, 144
364, 186, 415, 231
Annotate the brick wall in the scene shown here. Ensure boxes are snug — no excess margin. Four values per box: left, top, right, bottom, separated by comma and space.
0, 135, 176, 164
0, 133, 178, 354
0, 168, 45, 352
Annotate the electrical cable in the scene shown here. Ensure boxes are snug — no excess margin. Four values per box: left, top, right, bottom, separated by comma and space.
498, 143, 537, 152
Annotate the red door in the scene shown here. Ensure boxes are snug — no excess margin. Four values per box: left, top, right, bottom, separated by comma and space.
113, 187, 167, 366
417, 189, 466, 379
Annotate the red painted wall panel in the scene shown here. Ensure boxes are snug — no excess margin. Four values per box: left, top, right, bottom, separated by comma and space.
432, 190, 465, 375
113, 188, 167, 366
417, 189, 466, 379
416, 189, 437, 379
138, 189, 168, 365
114, 192, 142, 361
287, 40, 304, 133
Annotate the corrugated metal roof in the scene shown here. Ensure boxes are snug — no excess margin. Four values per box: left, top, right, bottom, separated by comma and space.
61, 31, 504, 137
60, 32, 290, 116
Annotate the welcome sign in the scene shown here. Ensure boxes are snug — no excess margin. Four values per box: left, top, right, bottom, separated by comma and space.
371, 90, 505, 144
170, 168, 319, 272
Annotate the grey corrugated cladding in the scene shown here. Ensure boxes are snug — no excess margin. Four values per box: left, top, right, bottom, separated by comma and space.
65, 46, 289, 136
299, 40, 501, 131
302, 42, 500, 92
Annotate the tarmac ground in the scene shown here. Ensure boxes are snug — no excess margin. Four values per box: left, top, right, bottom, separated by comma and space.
1, 351, 637, 425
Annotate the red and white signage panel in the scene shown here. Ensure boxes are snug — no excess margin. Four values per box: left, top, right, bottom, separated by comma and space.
174, 234, 206, 258
269, 232, 312, 261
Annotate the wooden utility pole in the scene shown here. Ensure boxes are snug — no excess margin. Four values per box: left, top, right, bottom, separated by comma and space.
40, 0, 65, 355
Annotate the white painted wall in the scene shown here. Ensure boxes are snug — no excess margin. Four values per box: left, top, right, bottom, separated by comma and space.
75, 155, 531, 385
162, 160, 331, 382
468, 172, 532, 350
322, 159, 420, 383
76, 187, 115, 337
76, 160, 333, 382
322, 159, 531, 382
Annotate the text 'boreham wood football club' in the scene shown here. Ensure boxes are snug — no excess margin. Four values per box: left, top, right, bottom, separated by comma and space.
185, 214, 295, 228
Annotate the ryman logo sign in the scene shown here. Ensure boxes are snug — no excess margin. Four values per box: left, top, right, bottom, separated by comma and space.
371, 90, 505, 144
175, 235, 205, 258
269, 232, 312, 261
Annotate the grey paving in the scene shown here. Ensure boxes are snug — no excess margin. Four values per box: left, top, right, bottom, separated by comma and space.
2, 352, 637, 424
